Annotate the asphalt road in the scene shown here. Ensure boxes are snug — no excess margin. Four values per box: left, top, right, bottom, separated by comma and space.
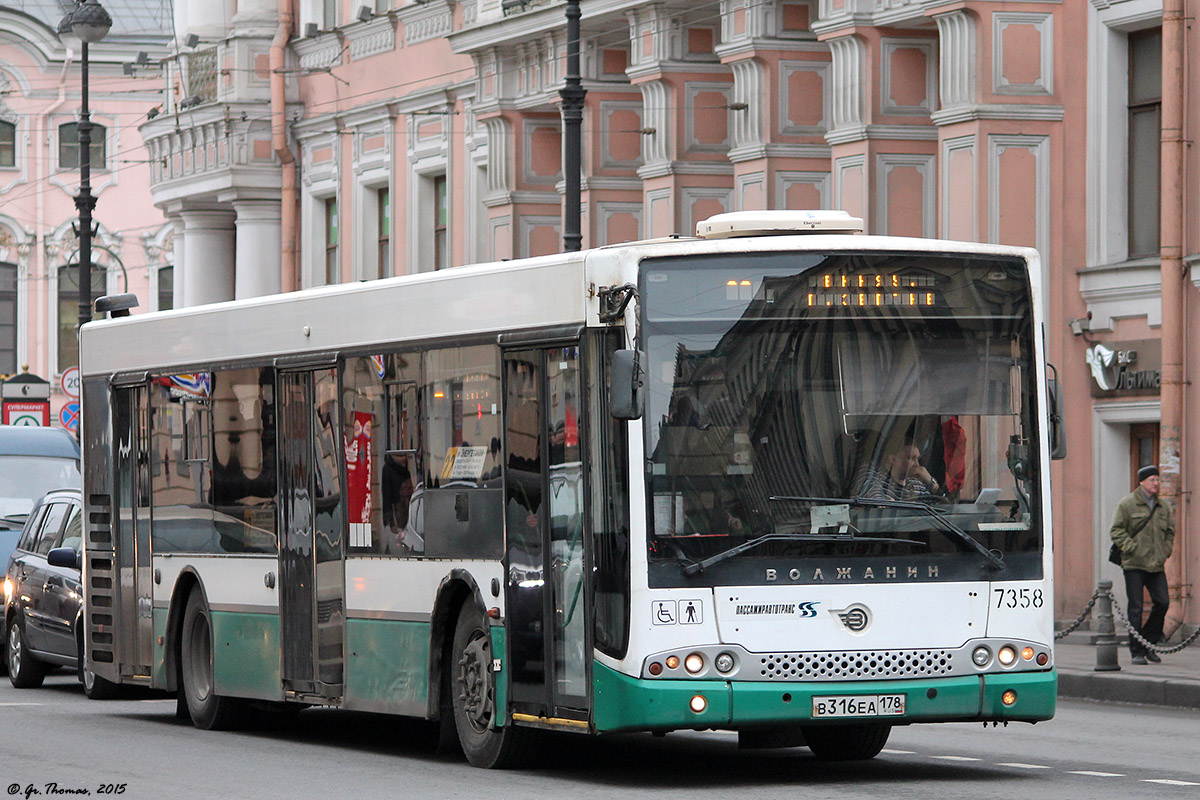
0, 672, 1196, 799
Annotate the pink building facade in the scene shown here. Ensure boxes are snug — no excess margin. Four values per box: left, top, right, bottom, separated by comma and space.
140, 0, 1200, 631
0, 3, 170, 427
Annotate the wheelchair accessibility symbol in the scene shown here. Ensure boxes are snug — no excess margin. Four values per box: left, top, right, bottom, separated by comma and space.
651, 600, 703, 625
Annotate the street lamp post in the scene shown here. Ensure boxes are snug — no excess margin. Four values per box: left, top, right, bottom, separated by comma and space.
58, 0, 112, 328
559, 0, 585, 252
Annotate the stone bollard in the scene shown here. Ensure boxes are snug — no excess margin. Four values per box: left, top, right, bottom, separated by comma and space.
1093, 580, 1121, 672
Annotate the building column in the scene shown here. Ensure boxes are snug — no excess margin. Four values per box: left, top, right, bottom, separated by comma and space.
232, 200, 282, 299
179, 208, 235, 307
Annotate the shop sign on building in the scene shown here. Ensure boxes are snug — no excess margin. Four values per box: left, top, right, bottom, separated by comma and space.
1, 372, 51, 426
1086, 339, 1162, 398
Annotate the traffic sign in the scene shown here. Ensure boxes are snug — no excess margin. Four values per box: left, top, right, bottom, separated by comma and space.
60, 366, 80, 398
60, 401, 81, 431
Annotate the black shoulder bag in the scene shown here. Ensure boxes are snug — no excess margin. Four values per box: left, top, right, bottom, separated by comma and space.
1108, 509, 1154, 566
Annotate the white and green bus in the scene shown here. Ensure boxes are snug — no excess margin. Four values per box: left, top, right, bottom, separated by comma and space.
79, 211, 1061, 767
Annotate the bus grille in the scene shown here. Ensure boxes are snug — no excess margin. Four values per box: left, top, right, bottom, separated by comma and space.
758, 649, 954, 680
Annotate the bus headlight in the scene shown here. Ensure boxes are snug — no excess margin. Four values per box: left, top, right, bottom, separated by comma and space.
972, 646, 992, 667
689, 695, 707, 713
714, 652, 735, 674
997, 645, 1017, 666
684, 653, 704, 674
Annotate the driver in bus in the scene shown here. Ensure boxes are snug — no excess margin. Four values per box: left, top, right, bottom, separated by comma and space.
854, 438, 942, 501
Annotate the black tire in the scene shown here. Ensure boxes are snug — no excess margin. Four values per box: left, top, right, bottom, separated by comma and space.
803, 722, 891, 761
450, 603, 530, 768
77, 628, 121, 699
180, 586, 242, 730
7, 616, 46, 689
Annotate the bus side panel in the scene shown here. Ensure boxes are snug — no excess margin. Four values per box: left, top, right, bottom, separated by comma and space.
343, 618, 430, 716
211, 610, 283, 700
155, 557, 281, 700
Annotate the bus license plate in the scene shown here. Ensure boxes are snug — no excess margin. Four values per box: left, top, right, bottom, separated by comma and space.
812, 694, 906, 718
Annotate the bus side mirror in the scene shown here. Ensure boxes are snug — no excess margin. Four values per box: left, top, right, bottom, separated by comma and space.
611, 349, 645, 420
1047, 367, 1066, 460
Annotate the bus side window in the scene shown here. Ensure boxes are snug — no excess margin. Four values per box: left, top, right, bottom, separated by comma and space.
383, 374, 422, 556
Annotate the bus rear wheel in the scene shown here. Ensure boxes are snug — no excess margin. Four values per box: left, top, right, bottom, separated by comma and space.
802, 722, 891, 761
450, 603, 530, 768
181, 586, 242, 730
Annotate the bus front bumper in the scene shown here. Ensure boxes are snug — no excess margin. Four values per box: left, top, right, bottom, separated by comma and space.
592, 661, 1056, 733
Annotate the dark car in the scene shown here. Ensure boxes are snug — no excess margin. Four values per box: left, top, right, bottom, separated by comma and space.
3, 488, 117, 697
0, 426, 81, 551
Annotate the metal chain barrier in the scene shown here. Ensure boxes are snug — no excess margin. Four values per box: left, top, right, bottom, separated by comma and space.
1107, 591, 1200, 655
1054, 587, 1103, 640
1055, 583, 1200, 654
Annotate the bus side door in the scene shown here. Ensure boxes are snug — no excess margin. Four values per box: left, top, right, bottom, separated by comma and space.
503, 345, 589, 724
277, 368, 345, 699
113, 384, 154, 680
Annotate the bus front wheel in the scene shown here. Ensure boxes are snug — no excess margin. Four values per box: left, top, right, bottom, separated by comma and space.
450, 603, 530, 768
802, 722, 891, 761
180, 586, 242, 730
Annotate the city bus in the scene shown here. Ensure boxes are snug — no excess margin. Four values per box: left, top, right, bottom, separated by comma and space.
78, 211, 1061, 767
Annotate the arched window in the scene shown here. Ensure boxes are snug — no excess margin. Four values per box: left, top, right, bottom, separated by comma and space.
58, 122, 106, 170
58, 263, 107, 370
0, 121, 15, 168
0, 262, 16, 373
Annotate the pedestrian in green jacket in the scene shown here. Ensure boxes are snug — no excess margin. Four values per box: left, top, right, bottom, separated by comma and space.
1109, 465, 1175, 665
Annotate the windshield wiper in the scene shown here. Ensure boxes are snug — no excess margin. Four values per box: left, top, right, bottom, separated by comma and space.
772, 496, 1006, 571
680, 530, 927, 577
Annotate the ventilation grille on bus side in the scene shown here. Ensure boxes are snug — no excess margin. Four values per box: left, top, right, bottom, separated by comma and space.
85, 495, 116, 665
758, 650, 954, 681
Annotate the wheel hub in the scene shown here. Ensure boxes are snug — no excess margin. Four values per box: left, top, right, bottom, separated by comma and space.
457, 631, 493, 732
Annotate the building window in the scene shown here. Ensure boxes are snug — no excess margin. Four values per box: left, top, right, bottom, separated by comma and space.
433, 175, 448, 270
374, 0, 391, 11
0, 263, 16, 374
0, 122, 15, 168
1128, 28, 1161, 259
325, 197, 339, 284
157, 266, 174, 311
323, 0, 338, 28
58, 264, 107, 370
378, 187, 392, 277
58, 122, 106, 170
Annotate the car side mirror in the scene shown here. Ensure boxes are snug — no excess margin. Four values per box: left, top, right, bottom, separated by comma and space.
610, 349, 645, 420
47, 546, 81, 570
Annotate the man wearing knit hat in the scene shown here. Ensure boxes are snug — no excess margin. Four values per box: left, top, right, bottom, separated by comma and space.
1109, 465, 1175, 665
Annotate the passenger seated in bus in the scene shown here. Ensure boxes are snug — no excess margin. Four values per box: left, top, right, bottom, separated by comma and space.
853, 438, 943, 501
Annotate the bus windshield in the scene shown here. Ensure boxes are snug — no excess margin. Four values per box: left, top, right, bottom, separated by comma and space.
641, 250, 1043, 588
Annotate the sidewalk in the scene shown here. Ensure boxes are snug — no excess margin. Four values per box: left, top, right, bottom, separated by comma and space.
1055, 632, 1200, 710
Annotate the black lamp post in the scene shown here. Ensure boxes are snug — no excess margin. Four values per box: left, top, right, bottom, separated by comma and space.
559, 0, 585, 252
58, 0, 112, 328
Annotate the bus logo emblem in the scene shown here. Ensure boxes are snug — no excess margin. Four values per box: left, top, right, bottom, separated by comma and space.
831, 604, 871, 633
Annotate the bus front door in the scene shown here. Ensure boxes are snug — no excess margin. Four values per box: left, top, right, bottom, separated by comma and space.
278, 368, 345, 700
503, 346, 589, 724
113, 384, 153, 680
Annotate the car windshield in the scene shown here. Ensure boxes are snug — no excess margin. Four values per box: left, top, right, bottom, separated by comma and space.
0, 456, 81, 520
641, 250, 1042, 588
